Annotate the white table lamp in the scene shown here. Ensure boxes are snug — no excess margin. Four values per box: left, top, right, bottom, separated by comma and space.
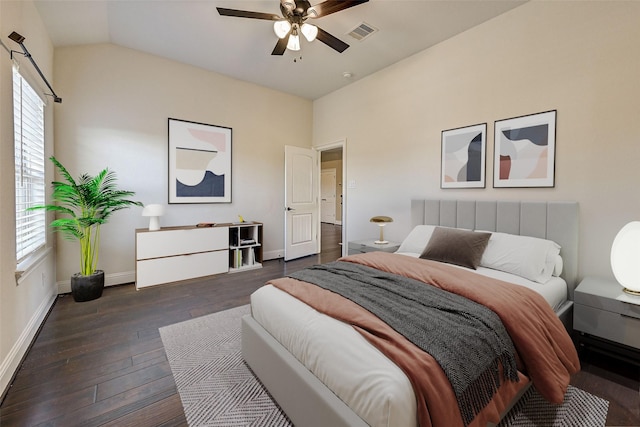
370, 216, 393, 245
142, 204, 164, 231
610, 221, 640, 296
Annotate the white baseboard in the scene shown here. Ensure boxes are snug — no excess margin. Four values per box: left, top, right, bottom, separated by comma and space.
0, 291, 56, 398
263, 250, 284, 261
57, 270, 135, 294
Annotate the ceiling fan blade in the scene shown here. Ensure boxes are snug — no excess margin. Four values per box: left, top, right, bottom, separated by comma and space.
306, 0, 368, 18
316, 27, 349, 53
217, 7, 281, 21
272, 35, 289, 55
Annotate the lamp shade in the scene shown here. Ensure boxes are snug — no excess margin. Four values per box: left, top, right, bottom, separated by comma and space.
273, 20, 291, 39
300, 23, 318, 42
287, 33, 300, 51
141, 204, 164, 231
370, 216, 393, 245
370, 216, 393, 224
610, 221, 640, 295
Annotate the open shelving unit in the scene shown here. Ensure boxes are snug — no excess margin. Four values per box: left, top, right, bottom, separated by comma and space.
229, 222, 263, 272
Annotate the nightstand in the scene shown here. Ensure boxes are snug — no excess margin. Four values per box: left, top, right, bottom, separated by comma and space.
574, 276, 640, 363
347, 239, 400, 255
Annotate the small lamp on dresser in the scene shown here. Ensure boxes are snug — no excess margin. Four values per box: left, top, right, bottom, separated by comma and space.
141, 204, 164, 231
610, 221, 640, 295
370, 216, 393, 245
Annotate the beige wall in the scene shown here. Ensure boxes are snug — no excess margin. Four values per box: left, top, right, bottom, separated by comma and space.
53, 44, 312, 289
313, 1, 640, 281
0, 0, 57, 396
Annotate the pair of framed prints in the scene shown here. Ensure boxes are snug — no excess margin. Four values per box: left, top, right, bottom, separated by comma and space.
440, 110, 556, 189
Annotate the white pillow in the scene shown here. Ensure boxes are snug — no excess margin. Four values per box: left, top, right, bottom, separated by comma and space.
478, 231, 561, 284
552, 254, 563, 277
396, 225, 437, 255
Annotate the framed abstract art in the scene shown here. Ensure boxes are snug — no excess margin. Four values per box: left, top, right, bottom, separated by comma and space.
493, 110, 556, 188
441, 123, 487, 188
168, 118, 232, 203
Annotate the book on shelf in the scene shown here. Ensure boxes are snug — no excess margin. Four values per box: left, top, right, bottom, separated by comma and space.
235, 250, 242, 269
240, 238, 256, 245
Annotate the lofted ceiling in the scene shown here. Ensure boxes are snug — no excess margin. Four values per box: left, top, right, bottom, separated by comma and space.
32, 0, 526, 100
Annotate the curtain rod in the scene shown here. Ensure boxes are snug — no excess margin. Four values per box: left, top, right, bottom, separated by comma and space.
8, 31, 62, 103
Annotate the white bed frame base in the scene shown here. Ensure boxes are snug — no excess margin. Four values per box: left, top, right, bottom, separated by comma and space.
242, 315, 368, 427
243, 199, 579, 427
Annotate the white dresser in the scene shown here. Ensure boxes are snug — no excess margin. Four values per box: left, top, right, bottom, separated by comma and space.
135, 225, 229, 289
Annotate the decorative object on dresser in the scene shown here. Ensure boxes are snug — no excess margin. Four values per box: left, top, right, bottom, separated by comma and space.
168, 118, 232, 204
440, 123, 487, 189
493, 110, 557, 188
573, 276, 640, 363
348, 239, 400, 255
28, 156, 141, 302
369, 215, 393, 244
141, 203, 164, 231
610, 221, 640, 295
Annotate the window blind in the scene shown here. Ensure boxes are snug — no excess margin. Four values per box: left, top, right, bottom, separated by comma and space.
13, 66, 46, 261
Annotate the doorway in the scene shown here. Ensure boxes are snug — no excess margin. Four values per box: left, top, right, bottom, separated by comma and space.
318, 141, 345, 256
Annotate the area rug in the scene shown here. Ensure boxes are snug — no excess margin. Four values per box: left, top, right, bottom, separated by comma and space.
159, 305, 609, 427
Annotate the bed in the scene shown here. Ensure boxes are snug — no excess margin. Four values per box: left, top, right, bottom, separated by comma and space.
242, 199, 580, 427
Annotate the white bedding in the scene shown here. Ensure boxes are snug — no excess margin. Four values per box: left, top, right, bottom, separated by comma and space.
395, 252, 568, 312
251, 284, 417, 427
250, 257, 568, 427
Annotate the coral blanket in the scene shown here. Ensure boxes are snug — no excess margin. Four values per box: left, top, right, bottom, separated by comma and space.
269, 252, 580, 427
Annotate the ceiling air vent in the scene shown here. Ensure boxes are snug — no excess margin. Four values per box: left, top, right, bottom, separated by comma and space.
347, 22, 378, 41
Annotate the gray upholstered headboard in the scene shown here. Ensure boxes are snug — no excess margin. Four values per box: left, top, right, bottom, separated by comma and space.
411, 200, 579, 300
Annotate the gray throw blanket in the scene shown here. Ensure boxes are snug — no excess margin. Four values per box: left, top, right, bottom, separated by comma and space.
289, 261, 519, 426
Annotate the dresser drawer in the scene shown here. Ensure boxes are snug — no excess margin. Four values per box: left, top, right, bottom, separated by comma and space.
137, 227, 228, 260
574, 303, 640, 350
136, 250, 228, 288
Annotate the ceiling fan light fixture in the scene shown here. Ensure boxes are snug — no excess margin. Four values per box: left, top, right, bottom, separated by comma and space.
273, 20, 292, 38
300, 23, 318, 42
287, 33, 301, 51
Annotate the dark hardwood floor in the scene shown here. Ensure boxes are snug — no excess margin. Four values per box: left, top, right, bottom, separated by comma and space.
1, 223, 638, 426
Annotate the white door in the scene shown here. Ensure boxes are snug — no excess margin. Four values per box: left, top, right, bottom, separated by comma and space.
321, 169, 336, 224
284, 146, 319, 261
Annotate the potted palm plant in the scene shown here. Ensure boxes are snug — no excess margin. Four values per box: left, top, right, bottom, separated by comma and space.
30, 156, 142, 302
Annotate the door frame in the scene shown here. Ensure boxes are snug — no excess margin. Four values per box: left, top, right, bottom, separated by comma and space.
316, 139, 347, 257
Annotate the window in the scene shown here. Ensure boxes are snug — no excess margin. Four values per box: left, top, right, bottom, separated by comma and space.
13, 66, 46, 261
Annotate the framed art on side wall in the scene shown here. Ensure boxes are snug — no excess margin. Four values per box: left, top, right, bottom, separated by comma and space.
441, 123, 487, 188
493, 110, 556, 188
168, 118, 232, 203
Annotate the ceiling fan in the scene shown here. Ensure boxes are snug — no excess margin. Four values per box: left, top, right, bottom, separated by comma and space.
217, 0, 369, 55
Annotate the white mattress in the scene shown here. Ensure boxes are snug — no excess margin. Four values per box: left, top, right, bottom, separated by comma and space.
250, 260, 568, 427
